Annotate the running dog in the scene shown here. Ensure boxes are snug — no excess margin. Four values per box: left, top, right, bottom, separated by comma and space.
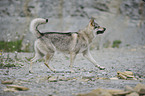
29, 18, 106, 73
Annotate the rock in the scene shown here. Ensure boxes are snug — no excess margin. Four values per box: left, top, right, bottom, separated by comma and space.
58, 76, 69, 81
107, 89, 131, 96
77, 89, 129, 96
82, 75, 95, 80
77, 84, 145, 96
98, 77, 110, 80
111, 91, 131, 96
6, 85, 29, 91
117, 71, 134, 78
120, 0, 144, 20
138, 78, 144, 81
126, 92, 139, 96
138, 88, 145, 95
77, 88, 112, 96
117, 73, 127, 80
124, 85, 134, 92
78, 78, 89, 82
110, 77, 119, 80
117, 71, 137, 80
92, 88, 112, 96
1, 80, 13, 84
124, 71, 133, 76
77, 93, 98, 96
4, 88, 17, 92
107, 89, 124, 94
48, 76, 58, 82
134, 83, 145, 92
127, 78, 137, 80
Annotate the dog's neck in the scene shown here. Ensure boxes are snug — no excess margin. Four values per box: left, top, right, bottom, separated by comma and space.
78, 25, 95, 44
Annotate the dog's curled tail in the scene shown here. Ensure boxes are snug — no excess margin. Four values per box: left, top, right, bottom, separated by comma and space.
30, 18, 48, 38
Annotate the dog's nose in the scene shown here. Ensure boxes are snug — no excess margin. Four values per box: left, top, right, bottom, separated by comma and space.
103, 28, 106, 31
46, 19, 48, 22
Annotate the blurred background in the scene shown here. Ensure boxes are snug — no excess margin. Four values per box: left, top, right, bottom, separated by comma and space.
0, 0, 145, 52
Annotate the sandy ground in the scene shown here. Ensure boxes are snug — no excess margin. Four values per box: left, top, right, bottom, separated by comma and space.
0, 46, 145, 96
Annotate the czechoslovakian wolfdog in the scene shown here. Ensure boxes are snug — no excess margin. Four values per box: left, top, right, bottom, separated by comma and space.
29, 18, 106, 73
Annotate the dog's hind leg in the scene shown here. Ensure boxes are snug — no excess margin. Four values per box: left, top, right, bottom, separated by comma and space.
29, 53, 42, 73
44, 53, 56, 72
83, 50, 105, 70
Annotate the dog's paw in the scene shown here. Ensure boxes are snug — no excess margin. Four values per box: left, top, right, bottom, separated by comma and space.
52, 70, 56, 73
29, 70, 34, 73
99, 66, 105, 70
50, 69, 56, 73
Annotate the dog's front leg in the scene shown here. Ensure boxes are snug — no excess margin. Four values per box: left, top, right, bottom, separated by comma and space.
83, 50, 105, 70
69, 52, 77, 72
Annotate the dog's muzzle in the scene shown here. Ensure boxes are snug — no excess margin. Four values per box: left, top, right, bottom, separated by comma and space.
96, 27, 106, 35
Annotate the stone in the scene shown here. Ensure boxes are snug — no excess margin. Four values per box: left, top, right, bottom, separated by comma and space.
6, 85, 29, 91
117, 71, 137, 80
124, 71, 133, 76
98, 77, 110, 80
139, 88, 145, 95
117, 73, 127, 80
127, 78, 137, 80
77, 93, 97, 96
111, 91, 131, 96
77, 88, 112, 96
110, 77, 119, 80
134, 83, 145, 92
4, 88, 17, 92
58, 76, 68, 81
1, 80, 13, 84
78, 78, 89, 82
91, 88, 112, 96
106, 89, 130, 96
124, 85, 134, 92
126, 92, 139, 96
82, 75, 95, 80
138, 78, 144, 81
77, 89, 132, 96
48, 76, 58, 82
117, 71, 134, 78
77, 84, 145, 96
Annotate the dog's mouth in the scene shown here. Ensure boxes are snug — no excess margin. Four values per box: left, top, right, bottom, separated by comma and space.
96, 27, 106, 35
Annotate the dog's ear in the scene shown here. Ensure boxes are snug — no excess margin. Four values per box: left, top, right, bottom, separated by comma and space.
90, 17, 95, 26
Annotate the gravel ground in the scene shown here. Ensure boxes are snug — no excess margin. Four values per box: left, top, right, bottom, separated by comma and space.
0, 46, 145, 96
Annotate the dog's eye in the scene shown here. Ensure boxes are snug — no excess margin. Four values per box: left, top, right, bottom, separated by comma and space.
94, 26, 97, 28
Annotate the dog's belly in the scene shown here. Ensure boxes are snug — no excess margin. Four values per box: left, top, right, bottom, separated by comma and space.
55, 44, 71, 53
54, 38, 88, 53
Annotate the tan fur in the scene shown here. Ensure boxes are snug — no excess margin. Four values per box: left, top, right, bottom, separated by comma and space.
29, 18, 106, 73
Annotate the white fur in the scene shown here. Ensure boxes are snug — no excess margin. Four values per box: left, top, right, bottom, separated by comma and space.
30, 18, 47, 37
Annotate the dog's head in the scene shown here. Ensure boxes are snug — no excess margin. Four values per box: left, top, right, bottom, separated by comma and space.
89, 18, 106, 35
